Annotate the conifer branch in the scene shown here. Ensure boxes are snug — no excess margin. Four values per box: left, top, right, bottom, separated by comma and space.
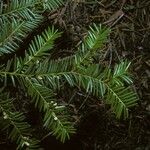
0, 94, 39, 149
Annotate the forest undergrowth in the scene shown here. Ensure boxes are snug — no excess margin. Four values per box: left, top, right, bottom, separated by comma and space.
0, 0, 150, 150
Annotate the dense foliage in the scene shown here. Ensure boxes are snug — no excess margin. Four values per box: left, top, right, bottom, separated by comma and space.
0, 0, 138, 149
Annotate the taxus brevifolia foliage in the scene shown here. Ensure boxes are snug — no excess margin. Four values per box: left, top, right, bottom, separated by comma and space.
0, 0, 138, 149
0, 0, 63, 55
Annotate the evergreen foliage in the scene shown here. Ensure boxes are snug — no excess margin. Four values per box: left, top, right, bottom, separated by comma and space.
0, 0, 63, 55
0, 0, 138, 149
